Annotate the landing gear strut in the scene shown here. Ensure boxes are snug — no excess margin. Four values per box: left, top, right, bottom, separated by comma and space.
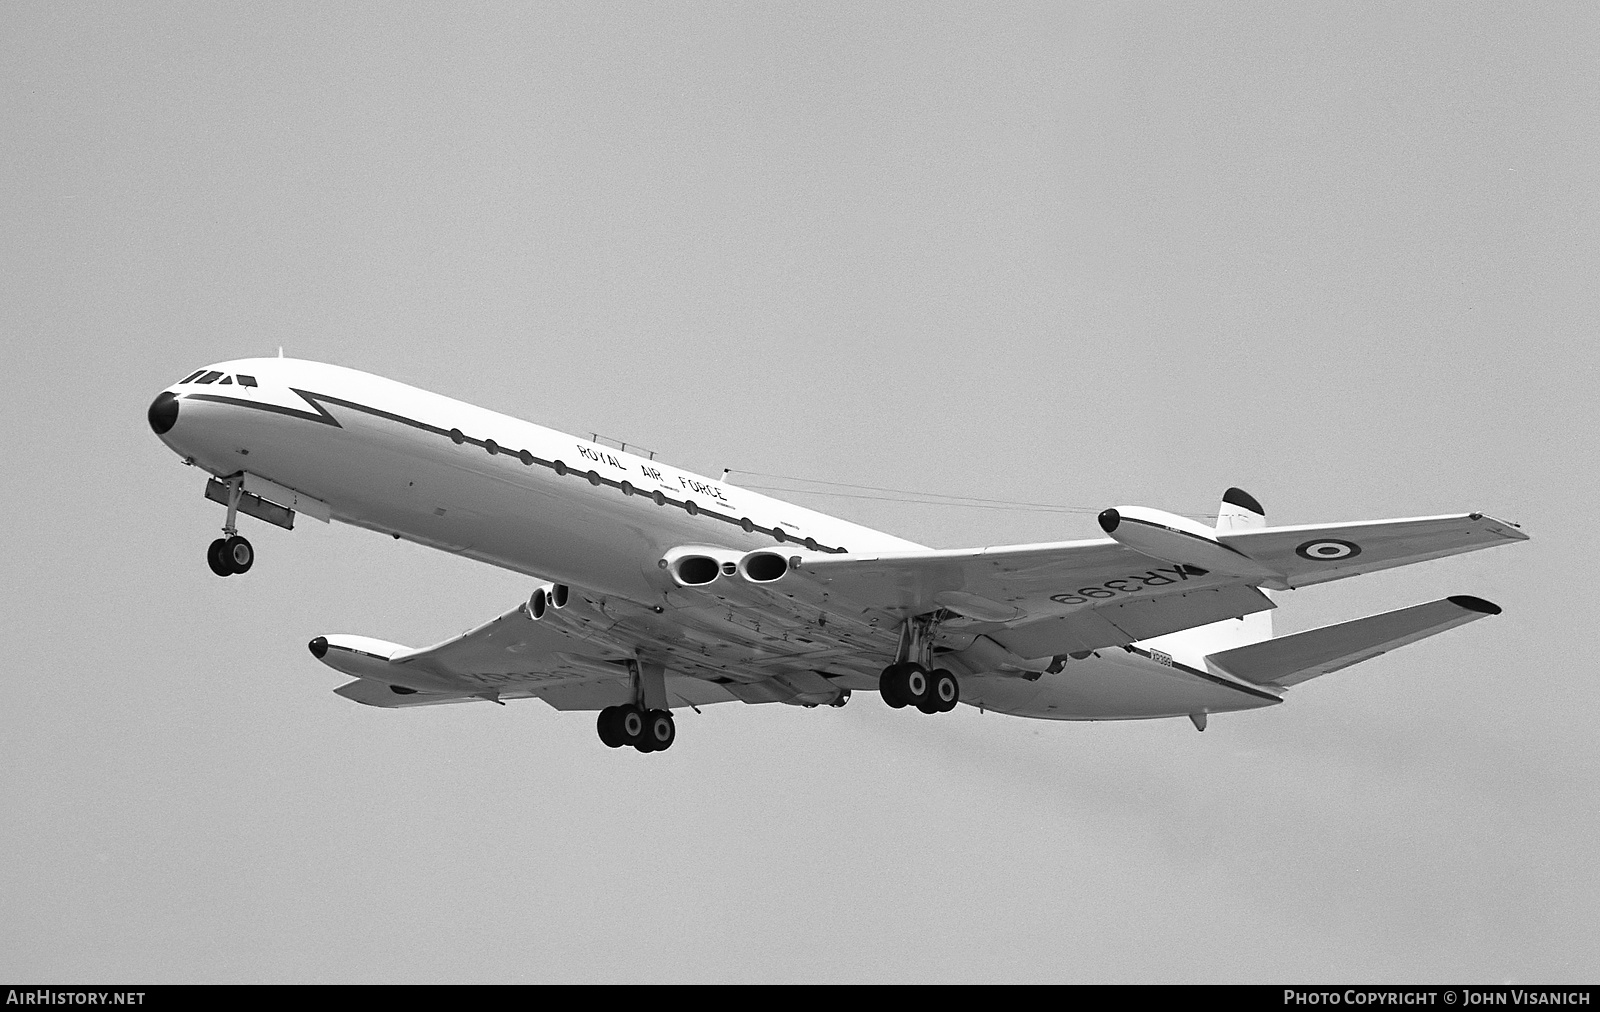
207, 475, 254, 577
596, 659, 676, 752
879, 614, 960, 714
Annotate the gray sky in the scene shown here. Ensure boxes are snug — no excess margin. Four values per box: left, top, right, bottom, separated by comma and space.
2, 2, 1596, 983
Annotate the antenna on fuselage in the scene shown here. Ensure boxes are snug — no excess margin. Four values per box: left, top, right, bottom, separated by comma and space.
720, 469, 733, 485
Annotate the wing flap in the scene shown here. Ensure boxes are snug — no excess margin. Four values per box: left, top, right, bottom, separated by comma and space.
990, 584, 1275, 657
1205, 595, 1500, 688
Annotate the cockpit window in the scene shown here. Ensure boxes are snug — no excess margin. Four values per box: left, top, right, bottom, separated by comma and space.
219, 376, 233, 384
194, 371, 222, 384
237, 374, 258, 387
179, 370, 205, 384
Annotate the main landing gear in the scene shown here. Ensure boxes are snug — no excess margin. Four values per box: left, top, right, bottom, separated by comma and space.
596, 704, 676, 752
596, 659, 676, 752
878, 613, 961, 714
206, 474, 254, 577
879, 662, 959, 713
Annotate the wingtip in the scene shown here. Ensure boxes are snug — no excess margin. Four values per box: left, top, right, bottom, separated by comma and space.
1448, 595, 1502, 616
1469, 512, 1531, 540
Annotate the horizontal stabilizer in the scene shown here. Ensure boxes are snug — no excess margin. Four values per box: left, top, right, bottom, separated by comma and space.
1205, 596, 1500, 688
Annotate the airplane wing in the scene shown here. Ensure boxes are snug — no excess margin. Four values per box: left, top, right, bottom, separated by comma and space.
317, 512, 1525, 707
316, 596, 743, 711
1216, 512, 1528, 589
744, 511, 1526, 658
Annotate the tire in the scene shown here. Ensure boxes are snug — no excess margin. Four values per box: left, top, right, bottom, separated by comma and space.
207, 538, 232, 577
617, 704, 646, 747
596, 706, 626, 748
640, 709, 675, 752
224, 535, 254, 574
902, 665, 930, 707
879, 663, 910, 708
930, 668, 960, 713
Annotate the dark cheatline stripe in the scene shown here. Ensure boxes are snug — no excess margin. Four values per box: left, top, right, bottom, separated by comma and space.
188, 388, 849, 553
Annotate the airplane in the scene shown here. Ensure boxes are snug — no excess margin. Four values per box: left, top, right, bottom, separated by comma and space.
147, 357, 1528, 751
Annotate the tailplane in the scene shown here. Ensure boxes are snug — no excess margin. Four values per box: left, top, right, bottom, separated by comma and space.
1205, 596, 1500, 688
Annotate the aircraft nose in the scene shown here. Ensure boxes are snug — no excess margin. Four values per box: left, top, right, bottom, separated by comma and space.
147, 391, 179, 435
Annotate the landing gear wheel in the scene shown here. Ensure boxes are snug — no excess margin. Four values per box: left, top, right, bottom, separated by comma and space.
902, 665, 931, 709
223, 535, 254, 574
636, 709, 675, 752
597, 706, 627, 748
616, 704, 646, 749
206, 538, 232, 577
883, 659, 908, 707
929, 668, 960, 713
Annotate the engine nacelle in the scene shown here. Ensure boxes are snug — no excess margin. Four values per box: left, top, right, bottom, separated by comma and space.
527, 581, 571, 620
1098, 506, 1277, 579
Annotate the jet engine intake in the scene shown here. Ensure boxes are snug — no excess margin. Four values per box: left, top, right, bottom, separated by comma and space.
738, 550, 793, 584
1098, 505, 1277, 579
527, 582, 571, 619
660, 545, 744, 588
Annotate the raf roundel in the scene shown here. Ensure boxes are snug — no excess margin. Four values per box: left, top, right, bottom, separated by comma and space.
1295, 538, 1362, 561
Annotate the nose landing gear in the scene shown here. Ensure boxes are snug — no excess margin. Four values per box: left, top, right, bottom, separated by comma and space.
206, 475, 256, 577
207, 535, 254, 576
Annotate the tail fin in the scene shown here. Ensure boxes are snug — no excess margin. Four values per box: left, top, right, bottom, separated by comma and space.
1215, 486, 1267, 532
1138, 488, 1273, 667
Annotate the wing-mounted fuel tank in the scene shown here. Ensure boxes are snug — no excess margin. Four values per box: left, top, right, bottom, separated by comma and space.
306, 634, 461, 693
1098, 506, 1279, 580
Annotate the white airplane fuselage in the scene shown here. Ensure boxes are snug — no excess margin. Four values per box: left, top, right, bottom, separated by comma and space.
149, 357, 1285, 723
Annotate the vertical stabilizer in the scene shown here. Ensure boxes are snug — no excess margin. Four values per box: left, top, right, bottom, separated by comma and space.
1137, 488, 1274, 668
1216, 486, 1266, 532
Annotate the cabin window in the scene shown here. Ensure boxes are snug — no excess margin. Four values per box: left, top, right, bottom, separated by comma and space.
237, 374, 258, 387
195, 371, 223, 384
179, 370, 205, 384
